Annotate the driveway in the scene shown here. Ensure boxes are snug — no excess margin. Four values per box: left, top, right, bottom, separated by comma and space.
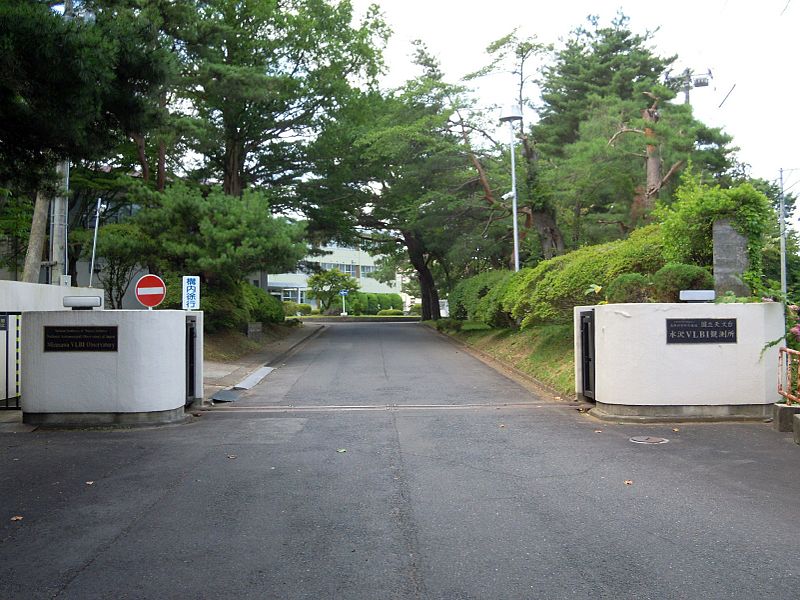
2, 322, 799, 599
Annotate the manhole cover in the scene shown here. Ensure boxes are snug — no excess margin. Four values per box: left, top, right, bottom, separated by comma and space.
629, 436, 669, 444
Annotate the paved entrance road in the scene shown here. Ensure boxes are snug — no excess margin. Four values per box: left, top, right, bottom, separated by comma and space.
2, 323, 800, 599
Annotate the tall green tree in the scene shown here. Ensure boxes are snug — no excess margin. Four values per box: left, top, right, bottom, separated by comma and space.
133, 182, 307, 286
72, 222, 148, 308
304, 54, 477, 320
175, 0, 387, 198
535, 13, 675, 157
306, 269, 359, 312
1, 0, 173, 281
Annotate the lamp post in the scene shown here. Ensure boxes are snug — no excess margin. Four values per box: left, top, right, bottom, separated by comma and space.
500, 105, 523, 271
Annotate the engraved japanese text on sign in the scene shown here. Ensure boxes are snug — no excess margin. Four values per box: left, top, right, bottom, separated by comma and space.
44, 326, 118, 352
666, 319, 737, 344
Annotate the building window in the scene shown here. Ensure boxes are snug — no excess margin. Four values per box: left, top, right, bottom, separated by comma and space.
361, 265, 376, 278
318, 262, 356, 277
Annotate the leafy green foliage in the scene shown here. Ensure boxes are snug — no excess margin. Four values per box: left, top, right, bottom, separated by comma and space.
80, 222, 149, 309
0, 1, 171, 186
377, 309, 404, 316
656, 171, 773, 281
0, 193, 32, 277
176, 0, 387, 196
283, 301, 312, 316
651, 263, 714, 303
473, 271, 516, 328
606, 273, 651, 303
306, 268, 359, 312
535, 14, 675, 157
449, 271, 511, 321
434, 318, 463, 332
133, 182, 307, 285
503, 225, 665, 326
242, 283, 284, 324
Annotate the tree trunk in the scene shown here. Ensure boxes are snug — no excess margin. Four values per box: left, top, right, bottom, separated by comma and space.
156, 141, 166, 192
22, 191, 50, 283
402, 230, 441, 321
529, 209, 565, 260
223, 132, 244, 197
131, 133, 150, 182
521, 133, 566, 260
642, 97, 661, 212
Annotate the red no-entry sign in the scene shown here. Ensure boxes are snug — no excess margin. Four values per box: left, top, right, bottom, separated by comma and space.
135, 274, 166, 308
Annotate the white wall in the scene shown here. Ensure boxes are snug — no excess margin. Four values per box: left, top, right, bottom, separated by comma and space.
0, 280, 104, 312
574, 302, 784, 408
22, 310, 203, 420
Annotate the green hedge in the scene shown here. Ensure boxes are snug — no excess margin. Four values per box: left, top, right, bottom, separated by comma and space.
606, 273, 651, 303
502, 225, 666, 327
348, 291, 403, 315
651, 263, 714, 302
242, 282, 285, 324
449, 270, 511, 321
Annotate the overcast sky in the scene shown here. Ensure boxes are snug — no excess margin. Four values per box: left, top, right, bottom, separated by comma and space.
352, 0, 799, 193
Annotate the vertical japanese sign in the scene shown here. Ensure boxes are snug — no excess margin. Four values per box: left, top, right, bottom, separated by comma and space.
182, 276, 200, 310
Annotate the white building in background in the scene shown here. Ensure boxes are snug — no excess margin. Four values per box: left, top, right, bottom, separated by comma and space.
252, 245, 409, 308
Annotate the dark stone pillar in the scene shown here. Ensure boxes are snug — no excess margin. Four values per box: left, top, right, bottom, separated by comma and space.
713, 219, 750, 297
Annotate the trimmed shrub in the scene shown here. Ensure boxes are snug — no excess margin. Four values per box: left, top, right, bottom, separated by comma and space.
434, 318, 462, 332
366, 293, 379, 315
606, 273, 651, 303
201, 288, 249, 333
502, 225, 666, 327
651, 263, 714, 303
376, 293, 392, 312
474, 271, 515, 327
449, 270, 512, 321
377, 309, 404, 316
283, 300, 300, 315
348, 292, 366, 315
409, 303, 422, 315
387, 293, 404, 310
297, 303, 312, 315
242, 282, 284, 323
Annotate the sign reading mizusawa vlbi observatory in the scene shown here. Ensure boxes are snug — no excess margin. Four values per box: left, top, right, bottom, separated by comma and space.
666, 318, 737, 344
43, 326, 118, 352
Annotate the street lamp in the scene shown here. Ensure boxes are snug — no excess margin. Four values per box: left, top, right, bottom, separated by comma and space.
500, 105, 523, 271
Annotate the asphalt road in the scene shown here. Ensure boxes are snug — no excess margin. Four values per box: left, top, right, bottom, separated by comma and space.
2, 322, 800, 599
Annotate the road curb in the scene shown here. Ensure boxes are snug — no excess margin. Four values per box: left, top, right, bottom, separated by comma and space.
422, 323, 575, 405
207, 324, 326, 404
265, 323, 326, 367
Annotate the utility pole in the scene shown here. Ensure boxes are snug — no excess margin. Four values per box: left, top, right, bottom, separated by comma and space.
49, 162, 69, 285
669, 68, 712, 105
780, 168, 787, 298
49, 0, 75, 286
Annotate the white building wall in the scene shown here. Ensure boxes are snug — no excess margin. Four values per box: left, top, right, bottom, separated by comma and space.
574, 302, 784, 409
22, 310, 202, 418
263, 245, 406, 306
0, 280, 104, 312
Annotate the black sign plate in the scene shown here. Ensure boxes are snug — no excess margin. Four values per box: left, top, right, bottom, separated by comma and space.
44, 326, 118, 352
0, 315, 6, 331
666, 319, 737, 344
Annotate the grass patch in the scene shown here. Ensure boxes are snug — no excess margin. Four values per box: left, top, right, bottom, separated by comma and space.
453, 323, 575, 396
204, 323, 296, 362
